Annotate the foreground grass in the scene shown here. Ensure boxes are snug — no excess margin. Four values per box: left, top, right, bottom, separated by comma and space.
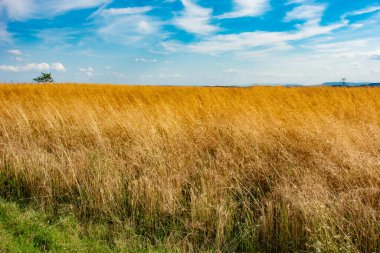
0, 198, 107, 252
0, 84, 379, 252
0, 198, 174, 252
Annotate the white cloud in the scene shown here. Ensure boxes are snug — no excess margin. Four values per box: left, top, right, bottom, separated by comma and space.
164, 0, 347, 55
6, 49, 22, 55
158, 72, 184, 79
224, 68, 246, 74
305, 38, 380, 60
79, 67, 94, 72
0, 0, 110, 43
7, 51, 25, 62
284, 4, 326, 23
307, 40, 369, 52
99, 7, 153, 16
50, 0, 111, 15
173, 0, 218, 35
51, 62, 66, 71
93, 6, 164, 46
350, 23, 364, 29
286, 0, 309, 5
97, 15, 163, 45
216, 0, 270, 19
0, 0, 34, 21
0, 0, 110, 21
344, 5, 380, 17
0, 65, 18, 72
163, 20, 345, 54
27, 63, 50, 71
79, 67, 94, 77
135, 58, 158, 62
0, 62, 66, 72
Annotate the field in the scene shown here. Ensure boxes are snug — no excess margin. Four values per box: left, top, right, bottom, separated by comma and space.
0, 84, 379, 252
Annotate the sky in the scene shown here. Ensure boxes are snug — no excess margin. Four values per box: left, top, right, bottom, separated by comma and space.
1, 0, 380, 86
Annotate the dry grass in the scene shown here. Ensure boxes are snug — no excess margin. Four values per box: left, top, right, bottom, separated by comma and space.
0, 84, 379, 252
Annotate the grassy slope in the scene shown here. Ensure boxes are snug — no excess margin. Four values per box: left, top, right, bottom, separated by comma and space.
0, 84, 379, 252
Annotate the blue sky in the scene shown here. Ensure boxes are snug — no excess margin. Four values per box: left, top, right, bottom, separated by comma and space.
1, 0, 380, 85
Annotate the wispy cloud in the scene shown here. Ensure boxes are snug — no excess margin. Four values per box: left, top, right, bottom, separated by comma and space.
49, 0, 111, 15
0, 62, 65, 72
99, 7, 153, 16
286, 0, 309, 5
224, 68, 246, 74
164, 0, 347, 55
344, 5, 380, 17
51, 63, 65, 71
6, 49, 22, 55
284, 4, 326, 24
0, 0, 111, 43
94, 6, 164, 46
0, 0, 34, 21
173, 0, 218, 35
216, 0, 270, 19
33, 28, 80, 49
79, 67, 94, 77
6, 49, 24, 61
0, 0, 111, 20
135, 58, 158, 63
163, 19, 345, 54
304, 38, 380, 60
98, 15, 163, 45
158, 72, 184, 79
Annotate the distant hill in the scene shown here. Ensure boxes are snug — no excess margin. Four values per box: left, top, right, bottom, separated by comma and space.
323, 82, 380, 87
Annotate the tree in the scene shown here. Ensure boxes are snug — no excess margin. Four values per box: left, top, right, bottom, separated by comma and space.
33, 72, 54, 83
341, 77, 346, 86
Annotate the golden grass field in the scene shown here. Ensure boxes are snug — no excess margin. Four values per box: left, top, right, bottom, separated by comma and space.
0, 84, 379, 252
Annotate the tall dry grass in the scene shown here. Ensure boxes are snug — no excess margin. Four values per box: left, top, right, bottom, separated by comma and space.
0, 84, 379, 252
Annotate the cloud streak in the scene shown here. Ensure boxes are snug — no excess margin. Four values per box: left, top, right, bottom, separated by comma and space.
99, 7, 153, 16
135, 58, 158, 63
216, 0, 270, 19
92, 5, 165, 46
284, 4, 326, 23
344, 5, 380, 17
163, 20, 346, 54
6, 49, 22, 55
79, 67, 94, 77
0, 0, 111, 21
0, 62, 66, 72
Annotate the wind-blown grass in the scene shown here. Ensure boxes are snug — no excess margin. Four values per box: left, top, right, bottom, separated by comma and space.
0, 84, 379, 252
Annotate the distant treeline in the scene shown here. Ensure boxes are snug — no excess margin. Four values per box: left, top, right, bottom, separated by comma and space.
323, 82, 380, 87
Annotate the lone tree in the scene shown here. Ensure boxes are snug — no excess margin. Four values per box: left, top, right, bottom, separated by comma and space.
33, 72, 54, 83
342, 77, 346, 86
